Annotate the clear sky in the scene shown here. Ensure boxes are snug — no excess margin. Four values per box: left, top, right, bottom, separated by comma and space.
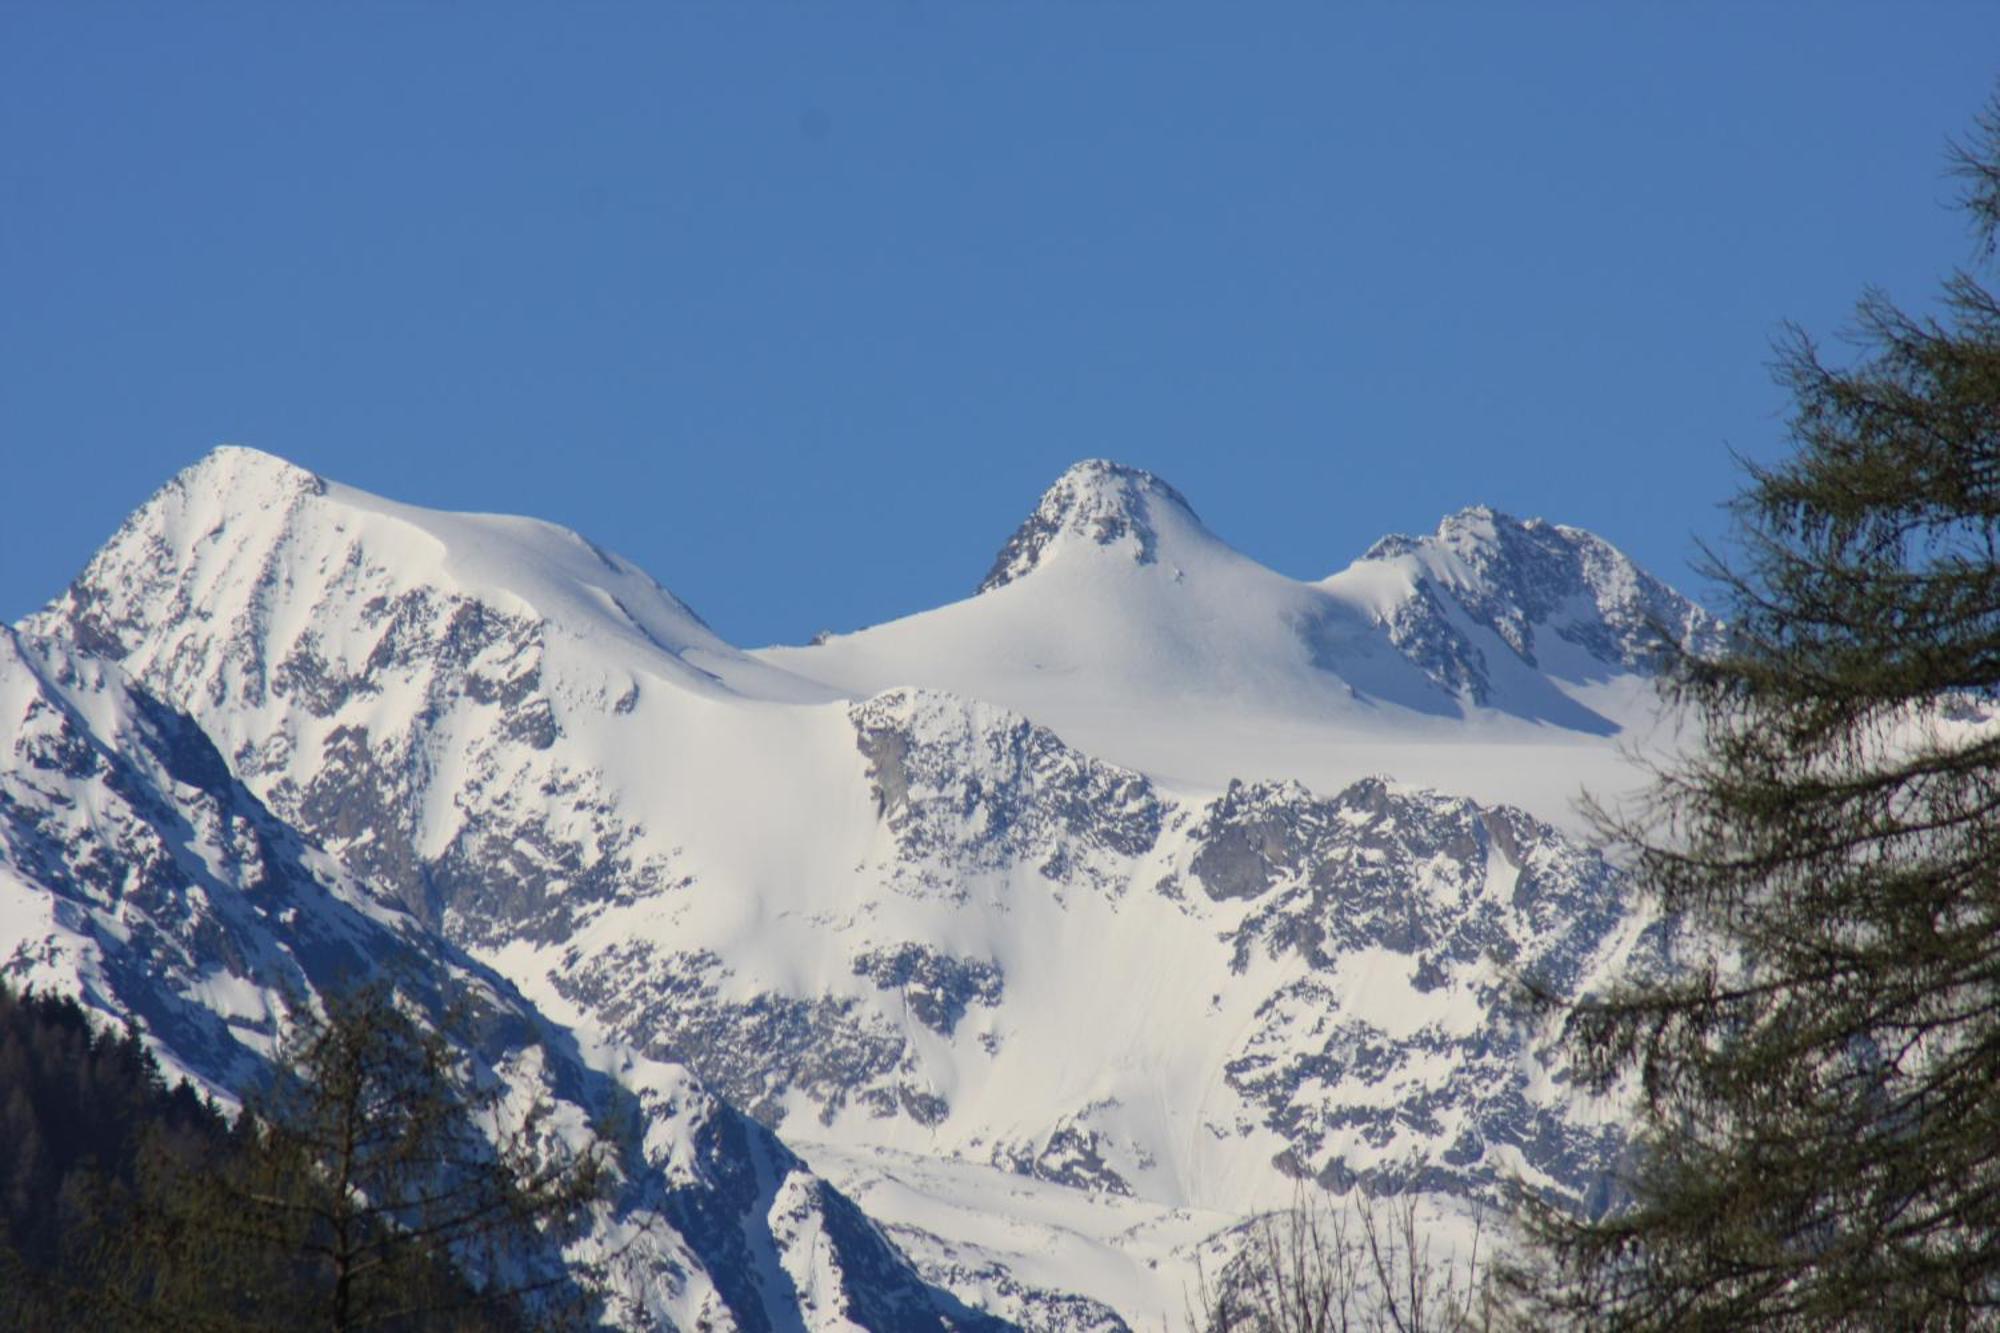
5, 5, 1998, 646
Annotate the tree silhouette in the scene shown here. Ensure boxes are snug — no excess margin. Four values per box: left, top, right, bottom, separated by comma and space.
0, 981, 610, 1332
1505, 93, 2000, 1330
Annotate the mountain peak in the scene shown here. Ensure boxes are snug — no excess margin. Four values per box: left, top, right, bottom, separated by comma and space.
27, 446, 832, 715
1362, 504, 1533, 565
978, 460, 1203, 593
175, 444, 328, 504
1346, 504, 1724, 684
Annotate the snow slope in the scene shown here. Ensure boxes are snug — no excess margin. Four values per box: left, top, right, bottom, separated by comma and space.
0, 623, 991, 1331
759, 461, 1714, 826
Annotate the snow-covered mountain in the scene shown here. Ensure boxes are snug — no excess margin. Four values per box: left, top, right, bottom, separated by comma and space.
9, 447, 1703, 1327
762, 460, 1714, 817
0, 623, 1001, 1331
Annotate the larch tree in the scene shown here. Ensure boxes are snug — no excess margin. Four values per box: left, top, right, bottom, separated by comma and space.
103, 983, 609, 1333
1505, 94, 2000, 1330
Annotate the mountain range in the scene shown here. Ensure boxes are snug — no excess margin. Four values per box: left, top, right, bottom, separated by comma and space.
2, 447, 1713, 1328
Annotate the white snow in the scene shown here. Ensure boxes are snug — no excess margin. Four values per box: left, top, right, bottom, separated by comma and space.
9, 449, 1715, 1329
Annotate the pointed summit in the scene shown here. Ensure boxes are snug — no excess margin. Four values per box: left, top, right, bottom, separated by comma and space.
978, 460, 1205, 593
1344, 505, 1724, 687
27, 445, 823, 713
1360, 504, 1540, 567
187, 442, 326, 487
166, 443, 330, 510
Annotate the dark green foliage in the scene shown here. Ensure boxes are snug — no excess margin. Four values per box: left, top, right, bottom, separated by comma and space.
0, 983, 236, 1326
1504, 97, 2000, 1330
0, 981, 605, 1331
189, 982, 607, 1332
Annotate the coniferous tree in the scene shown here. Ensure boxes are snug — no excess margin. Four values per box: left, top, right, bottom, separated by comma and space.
0, 984, 240, 1327
0, 980, 607, 1331
125, 982, 609, 1332
1505, 96, 2000, 1330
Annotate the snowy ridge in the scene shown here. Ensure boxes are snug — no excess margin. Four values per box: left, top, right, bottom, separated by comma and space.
0, 622, 416, 1088
761, 464, 1697, 809
42, 445, 826, 708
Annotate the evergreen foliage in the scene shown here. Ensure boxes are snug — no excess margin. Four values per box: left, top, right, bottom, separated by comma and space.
0, 982, 233, 1325
1505, 96, 2000, 1330
0, 981, 606, 1331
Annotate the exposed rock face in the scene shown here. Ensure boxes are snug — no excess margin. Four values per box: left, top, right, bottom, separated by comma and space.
978, 461, 1201, 593
880, 697, 1644, 1203
553, 941, 953, 1130
852, 944, 1004, 1038
1188, 777, 1637, 1200
854, 689, 1166, 903
989, 1098, 1155, 1198
1356, 505, 1726, 701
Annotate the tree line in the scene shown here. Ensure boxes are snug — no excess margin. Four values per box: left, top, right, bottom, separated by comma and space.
0, 980, 604, 1331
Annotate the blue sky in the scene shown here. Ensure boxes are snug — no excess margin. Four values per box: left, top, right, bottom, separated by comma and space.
5, 5, 1997, 645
